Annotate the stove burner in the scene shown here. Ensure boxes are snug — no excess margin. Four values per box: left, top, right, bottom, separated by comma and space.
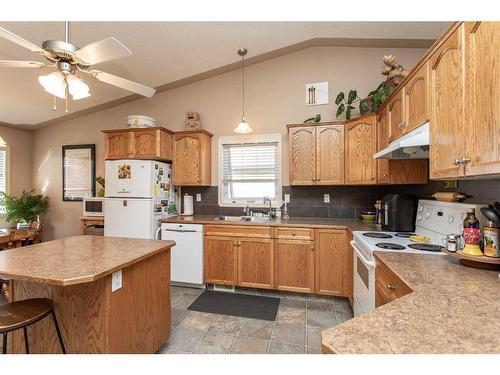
362, 232, 392, 239
395, 232, 416, 238
375, 242, 406, 250
407, 243, 443, 252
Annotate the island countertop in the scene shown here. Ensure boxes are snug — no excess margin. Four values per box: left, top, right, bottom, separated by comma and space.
0, 235, 175, 286
160, 215, 379, 231
321, 252, 500, 354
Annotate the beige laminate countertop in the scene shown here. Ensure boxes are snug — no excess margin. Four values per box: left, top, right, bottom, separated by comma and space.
322, 252, 500, 354
0, 235, 175, 286
161, 215, 380, 231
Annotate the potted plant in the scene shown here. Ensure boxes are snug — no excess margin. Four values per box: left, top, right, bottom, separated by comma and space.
0, 190, 49, 229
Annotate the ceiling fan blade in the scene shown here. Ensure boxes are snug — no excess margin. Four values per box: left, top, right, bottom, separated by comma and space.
0, 60, 49, 68
89, 70, 156, 97
0, 27, 49, 56
74, 37, 131, 66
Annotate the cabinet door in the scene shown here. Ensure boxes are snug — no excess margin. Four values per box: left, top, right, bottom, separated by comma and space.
404, 64, 429, 133
316, 125, 344, 185
132, 129, 158, 159
204, 236, 237, 285
288, 127, 316, 185
274, 239, 315, 293
376, 108, 390, 184
345, 115, 377, 185
237, 238, 274, 289
160, 131, 173, 160
105, 132, 131, 159
464, 22, 500, 176
429, 25, 467, 179
388, 90, 405, 142
173, 134, 202, 185
314, 229, 349, 296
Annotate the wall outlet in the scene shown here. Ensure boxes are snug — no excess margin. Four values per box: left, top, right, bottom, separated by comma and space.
284, 194, 290, 203
196, 193, 202, 202
324, 194, 330, 203
112, 270, 122, 292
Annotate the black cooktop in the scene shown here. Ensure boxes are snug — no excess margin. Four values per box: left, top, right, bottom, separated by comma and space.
407, 243, 443, 252
362, 232, 392, 239
375, 242, 406, 250
394, 232, 416, 238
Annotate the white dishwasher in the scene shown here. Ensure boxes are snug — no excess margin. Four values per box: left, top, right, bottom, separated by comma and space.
161, 223, 205, 288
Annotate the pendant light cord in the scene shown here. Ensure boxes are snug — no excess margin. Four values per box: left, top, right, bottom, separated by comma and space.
241, 52, 245, 121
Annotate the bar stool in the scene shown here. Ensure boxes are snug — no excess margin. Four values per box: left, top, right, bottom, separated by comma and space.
0, 298, 66, 354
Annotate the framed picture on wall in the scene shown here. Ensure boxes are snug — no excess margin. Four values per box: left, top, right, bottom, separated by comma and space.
62, 144, 96, 201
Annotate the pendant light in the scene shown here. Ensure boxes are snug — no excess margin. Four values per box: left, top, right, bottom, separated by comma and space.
234, 48, 253, 134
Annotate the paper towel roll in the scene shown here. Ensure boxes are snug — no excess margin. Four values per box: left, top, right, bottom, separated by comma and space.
182, 194, 194, 216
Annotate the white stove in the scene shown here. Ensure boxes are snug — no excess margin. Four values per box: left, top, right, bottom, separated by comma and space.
352, 199, 486, 317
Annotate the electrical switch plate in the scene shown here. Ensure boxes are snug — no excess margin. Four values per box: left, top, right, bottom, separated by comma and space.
324, 194, 330, 203
112, 270, 122, 292
196, 193, 202, 202
284, 194, 290, 203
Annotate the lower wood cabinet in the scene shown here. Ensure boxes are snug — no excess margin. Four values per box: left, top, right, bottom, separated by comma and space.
237, 238, 274, 289
274, 239, 315, 294
204, 236, 237, 285
314, 229, 350, 296
375, 258, 412, 307
204, 225, 352, 298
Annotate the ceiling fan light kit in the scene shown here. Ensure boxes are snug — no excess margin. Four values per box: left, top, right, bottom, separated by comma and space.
0, 21, 156, 112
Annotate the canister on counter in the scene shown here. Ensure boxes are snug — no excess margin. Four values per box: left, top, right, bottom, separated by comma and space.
483, 222, 500, 258
446, 234, 458, 252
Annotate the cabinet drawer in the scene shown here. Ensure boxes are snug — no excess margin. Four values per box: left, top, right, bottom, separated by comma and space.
275, 227, 314, 240
204, 225, 273, 239
376, 261, 412, 301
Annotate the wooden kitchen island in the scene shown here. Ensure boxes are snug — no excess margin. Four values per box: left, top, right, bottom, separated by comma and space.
0, 235, 174, 354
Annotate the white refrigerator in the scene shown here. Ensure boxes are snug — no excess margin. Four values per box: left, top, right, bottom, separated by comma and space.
104, 160, 177, 239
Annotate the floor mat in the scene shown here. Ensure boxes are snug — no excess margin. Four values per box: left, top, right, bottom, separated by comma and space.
187, 291, 280, 321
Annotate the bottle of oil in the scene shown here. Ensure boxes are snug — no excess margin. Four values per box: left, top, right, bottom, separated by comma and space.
462, 208, 483, 256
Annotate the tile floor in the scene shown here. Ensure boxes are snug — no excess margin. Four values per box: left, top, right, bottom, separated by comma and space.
158, 286, 353, 354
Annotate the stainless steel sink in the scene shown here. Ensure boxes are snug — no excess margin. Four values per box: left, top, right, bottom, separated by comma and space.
213, 215, 272, 222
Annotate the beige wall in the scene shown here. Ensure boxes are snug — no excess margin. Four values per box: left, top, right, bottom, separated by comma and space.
32, 46, 426, 239
0, 125, 33, 227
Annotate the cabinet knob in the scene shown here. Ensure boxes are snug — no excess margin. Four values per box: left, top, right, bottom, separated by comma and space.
398, 121, 406, 128
461, 157, 471, 164
386, 283, 397, 291
452, 158, 462, 166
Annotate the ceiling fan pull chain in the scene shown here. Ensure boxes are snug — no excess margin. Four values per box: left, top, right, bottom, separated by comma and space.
53, 95, 57, 111
65, 82, 69, 113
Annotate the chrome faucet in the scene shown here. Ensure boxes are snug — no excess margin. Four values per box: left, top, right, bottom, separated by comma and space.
263, 197, 272, 217
243, 205, 251, 216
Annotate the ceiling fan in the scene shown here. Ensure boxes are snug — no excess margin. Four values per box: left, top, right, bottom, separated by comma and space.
0, 21, 156, 110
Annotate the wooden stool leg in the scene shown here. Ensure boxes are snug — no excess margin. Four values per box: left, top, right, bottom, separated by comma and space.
51, 311, 66, 354
23, 327, 29, 354
2, 332, 7, 354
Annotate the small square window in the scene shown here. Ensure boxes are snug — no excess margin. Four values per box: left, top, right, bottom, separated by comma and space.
219, 134, 282, 207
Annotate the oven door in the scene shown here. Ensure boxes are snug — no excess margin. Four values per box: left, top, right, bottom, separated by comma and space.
351, 240, 376, 317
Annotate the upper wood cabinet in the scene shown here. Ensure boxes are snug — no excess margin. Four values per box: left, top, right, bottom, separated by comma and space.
316, 125, 344, 185
314, 229, 350, 297
387, 90, 405, 142
403, 63, 429, 133
173, 130, 212, 186
103, 127, 173, 161
288, 126, 317, 185
464, 21, 500, 177
429, 24, 467, 179
288, 124, 344, 185
345, 115, 377, 185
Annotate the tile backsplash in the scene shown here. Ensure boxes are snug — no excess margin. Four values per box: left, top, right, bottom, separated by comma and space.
180, 179, 500, 219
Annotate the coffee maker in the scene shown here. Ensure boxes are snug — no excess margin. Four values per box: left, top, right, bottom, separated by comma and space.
380, 194, 417, 232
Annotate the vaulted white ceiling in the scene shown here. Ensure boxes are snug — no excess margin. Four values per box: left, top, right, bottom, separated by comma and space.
0, 22, 451, 127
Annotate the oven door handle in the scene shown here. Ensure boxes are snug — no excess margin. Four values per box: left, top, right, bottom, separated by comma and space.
351, 240, 376, 268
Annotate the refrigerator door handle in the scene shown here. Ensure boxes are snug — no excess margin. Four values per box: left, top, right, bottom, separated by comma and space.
164, 229, 198, 233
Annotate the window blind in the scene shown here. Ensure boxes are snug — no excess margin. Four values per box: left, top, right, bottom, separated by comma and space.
0, 148, 7, 213
221, 140, 280, 203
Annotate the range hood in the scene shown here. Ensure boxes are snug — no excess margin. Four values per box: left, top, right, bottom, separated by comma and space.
374, 122, 429, 160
